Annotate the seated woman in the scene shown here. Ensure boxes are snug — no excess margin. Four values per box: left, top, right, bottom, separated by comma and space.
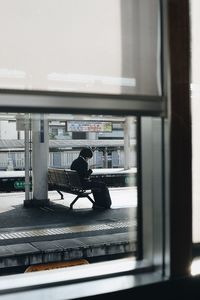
70, 147, 112, 209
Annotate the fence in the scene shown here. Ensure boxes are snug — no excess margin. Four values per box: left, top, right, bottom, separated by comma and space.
0, 148, 134, 170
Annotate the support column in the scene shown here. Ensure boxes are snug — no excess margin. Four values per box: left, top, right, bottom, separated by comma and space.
24, 114, 49, 207
124, 117, 133, 170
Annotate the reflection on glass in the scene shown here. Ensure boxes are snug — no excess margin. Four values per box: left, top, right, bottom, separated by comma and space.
0, 113, 137, 276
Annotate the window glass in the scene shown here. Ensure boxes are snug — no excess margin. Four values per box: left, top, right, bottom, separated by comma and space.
0, 0, 160, 96
0, 112, 138, 275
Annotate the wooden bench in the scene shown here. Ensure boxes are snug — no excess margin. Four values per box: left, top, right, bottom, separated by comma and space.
48, 168, 95, 209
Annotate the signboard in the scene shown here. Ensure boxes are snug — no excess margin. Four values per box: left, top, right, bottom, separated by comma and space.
66, 121, 112, 132
16, 115, 31, 131
14, 181, 32, 190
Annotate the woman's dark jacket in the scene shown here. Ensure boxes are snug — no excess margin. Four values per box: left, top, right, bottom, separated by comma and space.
70, 156, 92, 185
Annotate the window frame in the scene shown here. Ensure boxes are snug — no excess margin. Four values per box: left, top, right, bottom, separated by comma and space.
0, 0, 193, 298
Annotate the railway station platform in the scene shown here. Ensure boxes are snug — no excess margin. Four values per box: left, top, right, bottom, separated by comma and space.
0, 187, 137, 274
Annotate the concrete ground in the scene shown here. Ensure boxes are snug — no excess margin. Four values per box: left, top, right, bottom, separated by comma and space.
0, 187, 137, 271
0, 187, 137, 229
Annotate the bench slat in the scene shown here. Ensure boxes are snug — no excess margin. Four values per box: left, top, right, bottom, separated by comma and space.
48, 168, 94, 209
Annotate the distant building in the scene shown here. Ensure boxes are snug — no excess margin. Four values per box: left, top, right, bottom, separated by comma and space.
0, 117, 136, 170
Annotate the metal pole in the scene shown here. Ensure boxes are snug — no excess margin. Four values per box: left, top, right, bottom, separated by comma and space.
25, 114, 30, 201
104, 147, 108, 168
124, 117, 132, 170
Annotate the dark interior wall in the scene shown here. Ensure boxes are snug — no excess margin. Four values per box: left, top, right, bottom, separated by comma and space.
167, 0, 192, 278
82, 276, 200, 300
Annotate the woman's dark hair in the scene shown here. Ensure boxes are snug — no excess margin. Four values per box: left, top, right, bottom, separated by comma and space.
80, 147, 93, 159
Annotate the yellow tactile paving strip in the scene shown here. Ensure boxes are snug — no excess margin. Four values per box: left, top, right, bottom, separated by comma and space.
0, 221, 135, 240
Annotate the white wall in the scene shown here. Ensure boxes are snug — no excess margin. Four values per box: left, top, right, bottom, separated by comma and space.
0, 121, 17, 139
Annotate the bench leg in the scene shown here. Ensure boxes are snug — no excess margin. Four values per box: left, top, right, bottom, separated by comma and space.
70, 195, 79, 209
87, 195, 95, 205
57, 190, 64, 200
70, 195, 94, 209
